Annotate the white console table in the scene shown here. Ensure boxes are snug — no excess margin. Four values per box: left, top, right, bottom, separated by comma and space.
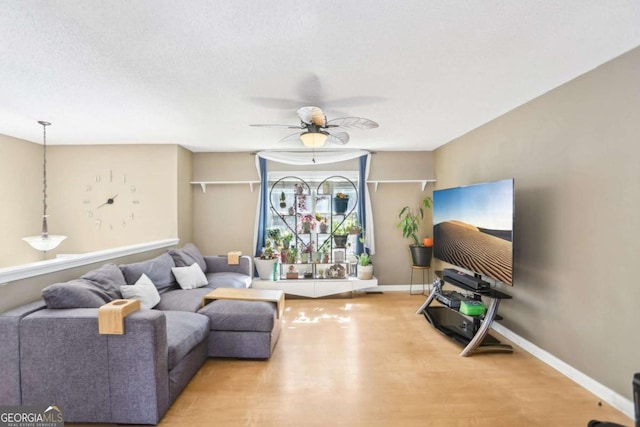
251, 276, 378, 298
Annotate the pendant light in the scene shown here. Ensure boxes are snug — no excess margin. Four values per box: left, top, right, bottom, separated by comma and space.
22, 121, 67, 252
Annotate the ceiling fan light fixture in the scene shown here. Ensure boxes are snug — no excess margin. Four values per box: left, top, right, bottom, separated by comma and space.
300, 131, 328, 148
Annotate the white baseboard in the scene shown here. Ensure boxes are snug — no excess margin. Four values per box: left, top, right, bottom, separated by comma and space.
369, 286, 634, 419
491, 322, 634, 419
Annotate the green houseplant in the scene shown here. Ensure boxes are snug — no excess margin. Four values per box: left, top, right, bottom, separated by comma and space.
354, 252, 373, 279
397, 197, 433, 267
332, 222, 349, 248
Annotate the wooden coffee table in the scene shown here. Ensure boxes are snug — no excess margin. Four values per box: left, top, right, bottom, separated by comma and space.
202, 288, 285, 318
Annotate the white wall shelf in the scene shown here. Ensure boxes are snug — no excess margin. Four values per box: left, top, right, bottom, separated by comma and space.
366, 179, 436, 192
191, 181, 261, 193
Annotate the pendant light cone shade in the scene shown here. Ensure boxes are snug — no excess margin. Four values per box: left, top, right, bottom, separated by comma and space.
22, 121, 67, 252
300, 131, 328, 148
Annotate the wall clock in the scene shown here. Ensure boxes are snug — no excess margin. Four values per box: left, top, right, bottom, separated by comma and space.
83, 170, 140, 231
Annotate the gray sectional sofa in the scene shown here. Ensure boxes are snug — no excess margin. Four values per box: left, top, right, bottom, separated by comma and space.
0, 243, 281, 425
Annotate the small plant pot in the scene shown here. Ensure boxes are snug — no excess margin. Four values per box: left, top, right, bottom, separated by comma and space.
410, 245, 432, 267
333, 197, 349, 215
333, 235, 348, 248
357, 264, 374, 280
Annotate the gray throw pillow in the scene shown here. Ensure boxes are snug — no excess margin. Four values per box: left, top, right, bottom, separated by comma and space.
81, 263, 125, 300
169, 243, 207, 273
42, 279, 112, 309
119, 252, 177, 294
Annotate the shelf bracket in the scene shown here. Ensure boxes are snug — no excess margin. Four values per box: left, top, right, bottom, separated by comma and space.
200, 183, 207, 193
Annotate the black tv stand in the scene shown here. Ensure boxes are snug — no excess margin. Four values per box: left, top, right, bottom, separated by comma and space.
416, 270, 513, 357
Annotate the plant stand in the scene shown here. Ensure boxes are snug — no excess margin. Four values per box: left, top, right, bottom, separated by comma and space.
409, 265, 430, 295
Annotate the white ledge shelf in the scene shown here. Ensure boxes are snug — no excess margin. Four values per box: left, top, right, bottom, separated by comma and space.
367, 179, 436, 192
191, 181, 261, 193
0, 238, 179, 284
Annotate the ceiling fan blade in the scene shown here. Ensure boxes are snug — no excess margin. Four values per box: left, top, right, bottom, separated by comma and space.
326, 117, 379, 130
279, 132, 304, 143
295, 73, 324, 105
250, 124, 303, 129
247, 97, 305, 109
326, 132, 350, 145
323, 95, 386, 108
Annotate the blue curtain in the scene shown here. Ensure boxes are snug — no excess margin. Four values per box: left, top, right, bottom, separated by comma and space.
356, 155, 367, 255
255, 157, 268, 257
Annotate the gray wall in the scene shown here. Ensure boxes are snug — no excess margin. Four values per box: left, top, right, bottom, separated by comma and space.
434, 46, 640, 401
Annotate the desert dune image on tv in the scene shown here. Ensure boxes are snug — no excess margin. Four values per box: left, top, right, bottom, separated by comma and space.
433, 179, 513, 285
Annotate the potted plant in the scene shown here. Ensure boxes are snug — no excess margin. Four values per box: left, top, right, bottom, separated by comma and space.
298, 214, 316, 234
254, 240, 279, 280
299, 241, 314, 263
320, 246, 330, 263
286, 247, 298, 264
397, 197, 433, 267
333, 192, 349, 215
267, 227, 283, 250
315, 213, 329, 233
332, 223, 348, 248
354, 253, 373, 280
281, 231, 293, 250
344, 216, 361, 235
279, 191, 286, 208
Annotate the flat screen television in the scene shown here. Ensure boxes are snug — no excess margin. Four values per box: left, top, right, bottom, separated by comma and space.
433, 178, 514, 285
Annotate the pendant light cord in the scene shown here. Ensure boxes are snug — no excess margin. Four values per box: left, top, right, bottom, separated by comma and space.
38, 121, 51, 236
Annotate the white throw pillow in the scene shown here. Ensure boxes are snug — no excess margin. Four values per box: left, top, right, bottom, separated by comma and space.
120, 273, 161, 309
172, 263, 208, 290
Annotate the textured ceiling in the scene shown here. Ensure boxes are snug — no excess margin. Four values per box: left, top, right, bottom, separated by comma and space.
1, 1, 639, 152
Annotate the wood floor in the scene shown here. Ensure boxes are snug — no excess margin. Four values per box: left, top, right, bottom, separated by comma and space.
77, 292, 631, 426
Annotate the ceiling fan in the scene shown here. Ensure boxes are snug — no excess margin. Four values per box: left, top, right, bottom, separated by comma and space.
250, 106, 379, 147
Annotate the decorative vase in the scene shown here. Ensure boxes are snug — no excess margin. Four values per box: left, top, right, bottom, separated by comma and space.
322, 181, 331, 194
300, 253, 309, 263
333, 197, 349, 215
302, 222, 311, 233
357, 264, 374, 280
319, 223, 328, 233
254, 258, 278, 281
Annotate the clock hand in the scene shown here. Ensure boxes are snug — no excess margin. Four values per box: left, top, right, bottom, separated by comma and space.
96, 195, 118, 209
